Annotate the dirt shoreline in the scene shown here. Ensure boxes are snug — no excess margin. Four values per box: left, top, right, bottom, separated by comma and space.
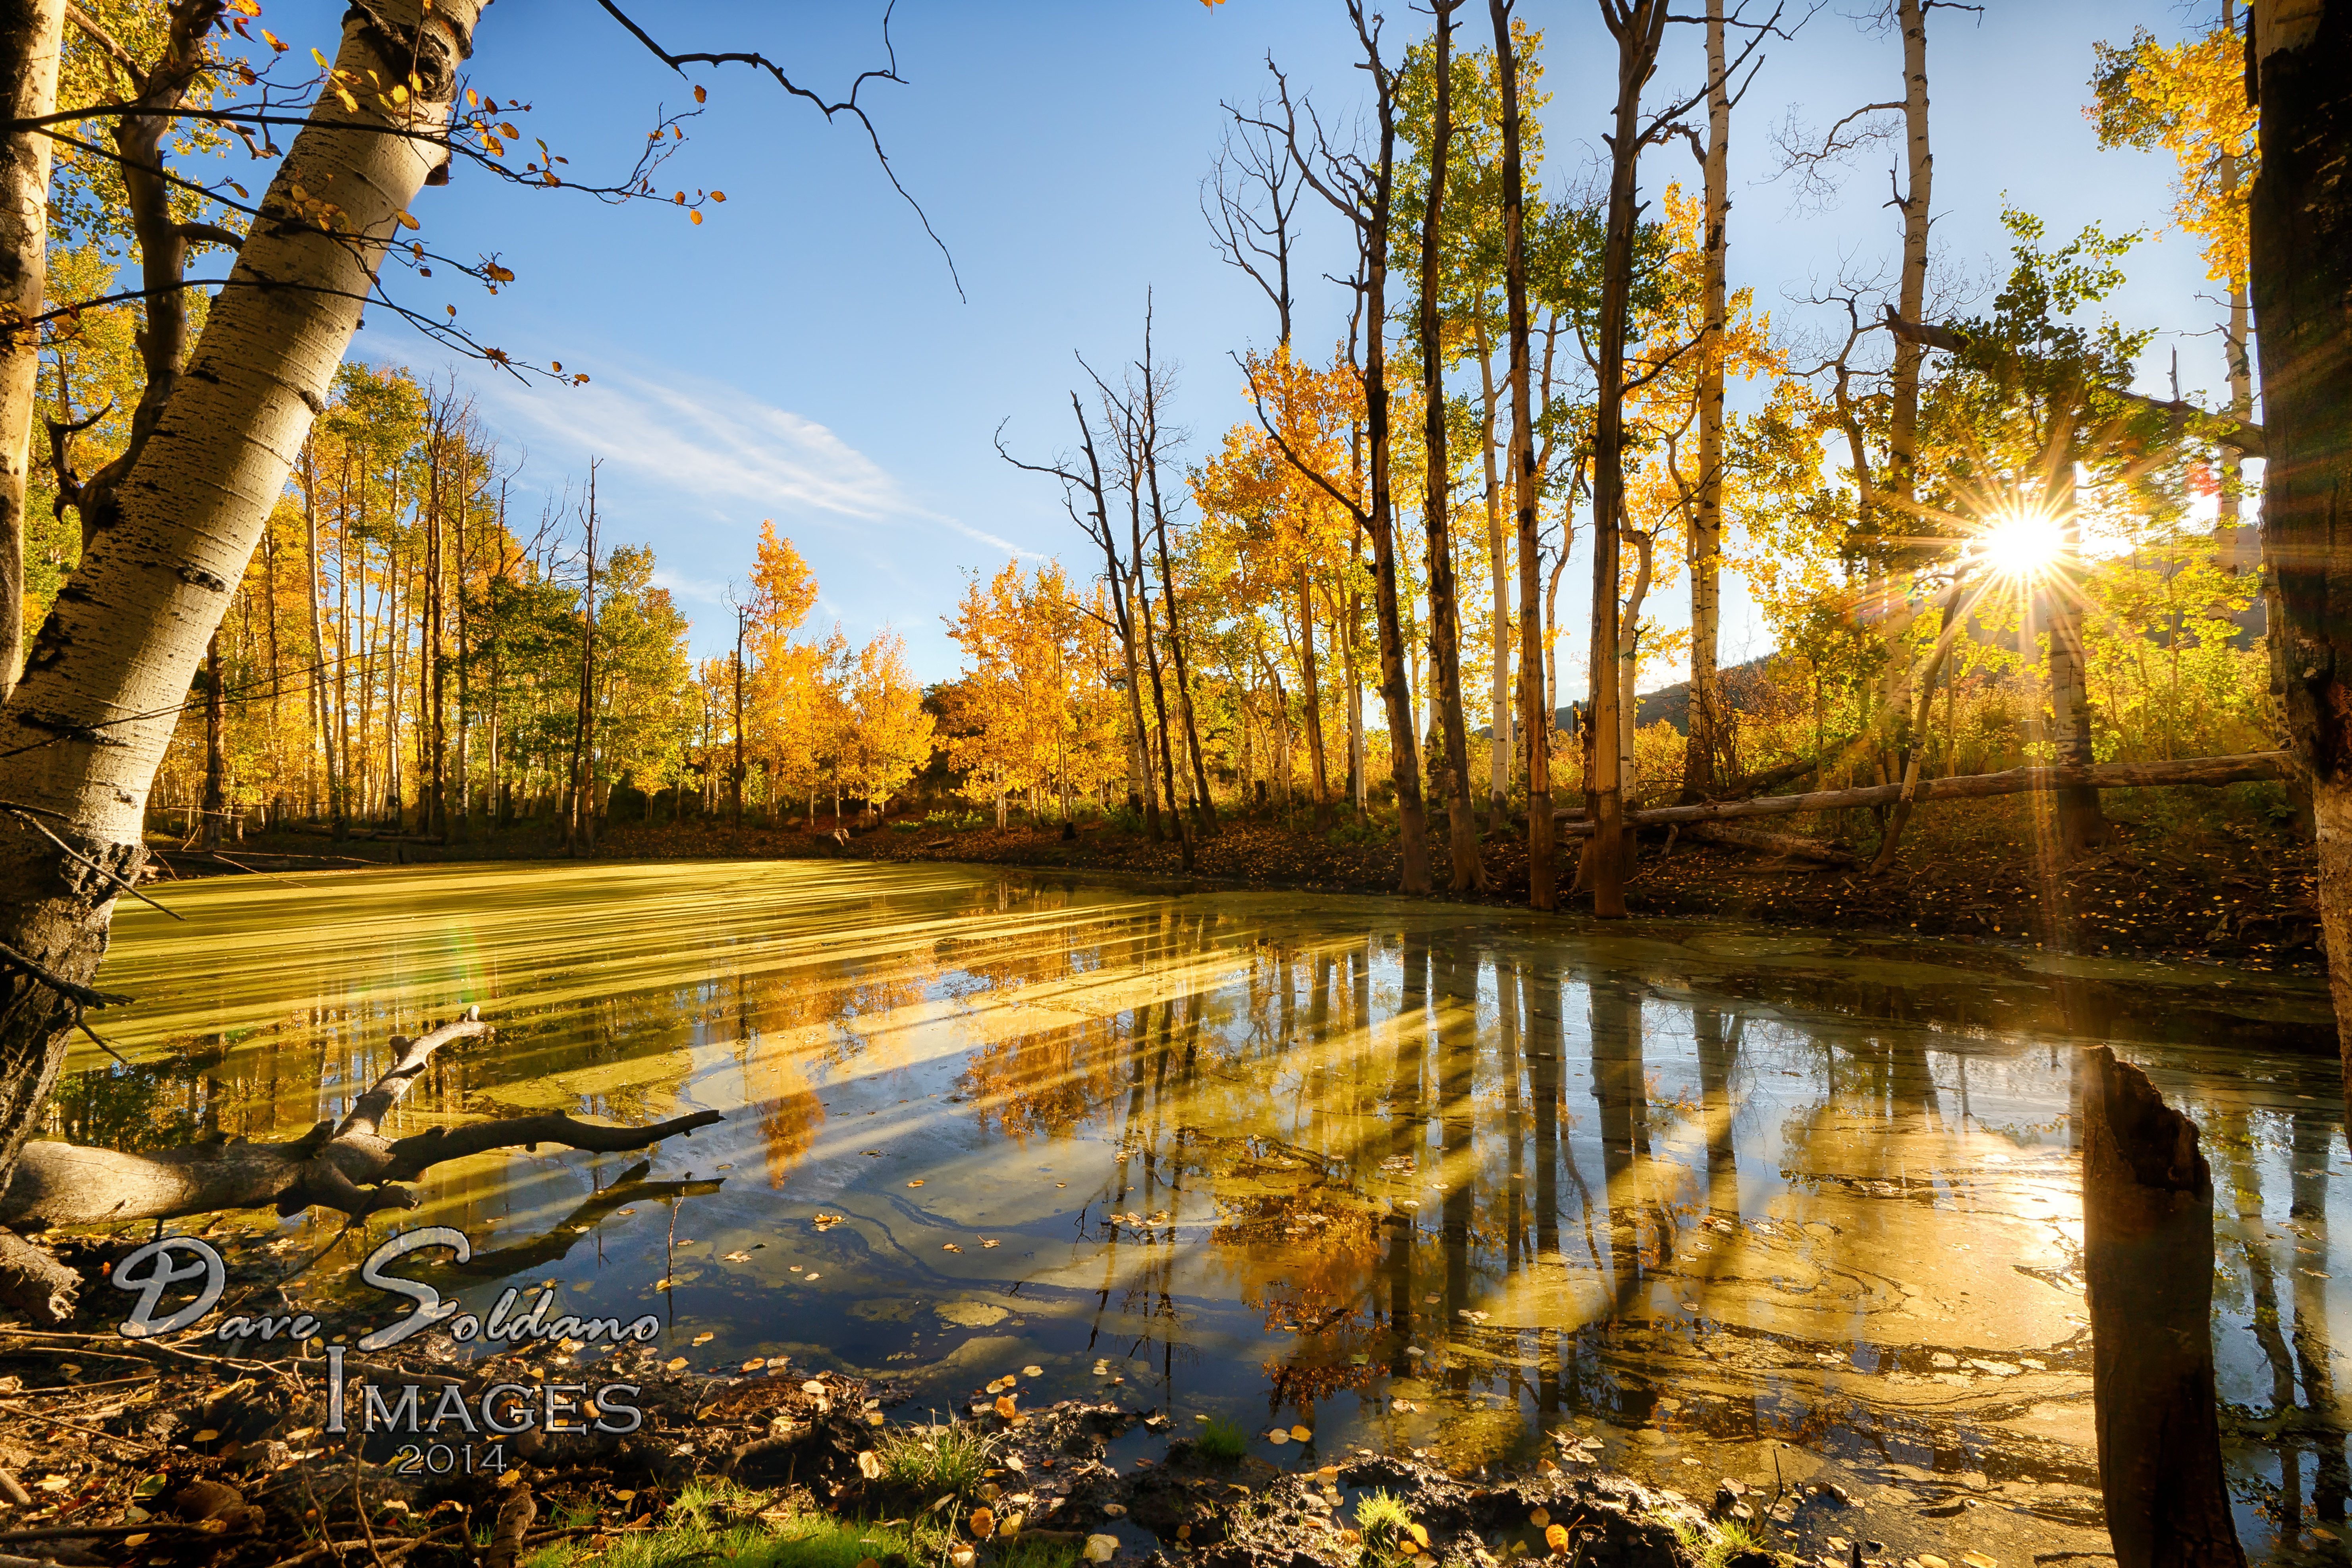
151, 792, 2325, 974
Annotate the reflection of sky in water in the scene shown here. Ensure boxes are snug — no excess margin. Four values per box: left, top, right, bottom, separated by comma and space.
82, 861, 2350, 1561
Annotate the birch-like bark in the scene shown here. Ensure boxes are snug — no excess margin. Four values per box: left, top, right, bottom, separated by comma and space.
1880, 0, 1933, 736
2248, 0, 2349, 1122
1475, 326, 1511, 810
1493, 0, 1552, 909
1584, 0, 1672, 917
0, 0, 479, 1191
1683, 0, 1729, 800
1418, 0, 1484, 893
0, 0, 64, 702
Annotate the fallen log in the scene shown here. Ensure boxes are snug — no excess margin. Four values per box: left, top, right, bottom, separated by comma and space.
2077, 1046, 2245, 1568
0, 1008, 723, 1235
1684, 822, 1854, 864
1557, 751, 2291, 832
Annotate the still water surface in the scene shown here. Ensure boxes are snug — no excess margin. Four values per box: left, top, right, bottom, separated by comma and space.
80, 860, 2352, 1560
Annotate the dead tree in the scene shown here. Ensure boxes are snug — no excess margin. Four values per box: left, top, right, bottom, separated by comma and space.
1241, 11, 1433, 894
2076, 1046, 2246, 1568
0, 1009, 721, 1323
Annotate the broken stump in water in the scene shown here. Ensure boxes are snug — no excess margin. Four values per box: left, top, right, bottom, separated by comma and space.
2076, 1044, 2246, 1568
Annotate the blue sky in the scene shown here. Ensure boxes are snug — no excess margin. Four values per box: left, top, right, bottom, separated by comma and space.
283, 0, 2220, 703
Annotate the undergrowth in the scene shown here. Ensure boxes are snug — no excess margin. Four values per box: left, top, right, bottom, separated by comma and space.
517, 1479, 1080, 1568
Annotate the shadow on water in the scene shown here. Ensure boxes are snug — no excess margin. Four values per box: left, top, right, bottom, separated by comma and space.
71, 859, 2352, 1560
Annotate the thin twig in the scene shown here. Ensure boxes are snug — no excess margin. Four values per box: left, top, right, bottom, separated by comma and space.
0, 939, 131, 1007
1, 806, 181, 920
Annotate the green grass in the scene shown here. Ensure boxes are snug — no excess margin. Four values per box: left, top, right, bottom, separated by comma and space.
1352, 1491, 1423, 1566
870, 1420, 1001, 1503
1194, 1416, 1249, 1464
516, 1483, 1081, 1568
1667, 1515, 1767, 1568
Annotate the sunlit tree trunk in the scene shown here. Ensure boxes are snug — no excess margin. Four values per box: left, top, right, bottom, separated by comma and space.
1295, 566, 1331, 817
1683, 0, 1729, 801
1476, 326, 1511, 812
1584, 0, 1672, 917
0, 0, 64, 702
1494, 0, 1553, 909
1418, 0, 1484, 893
0, 0, 478, 1201
2251, 0, 2352, 1123
1881, 0, 1933, 740
200, 632, 224, 851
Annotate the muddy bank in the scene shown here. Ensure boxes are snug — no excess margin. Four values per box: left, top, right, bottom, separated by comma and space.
0, 1302, 2028, 1568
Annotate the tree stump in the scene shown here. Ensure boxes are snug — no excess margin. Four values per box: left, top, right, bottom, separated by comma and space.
2076, 1045, 2246, 1568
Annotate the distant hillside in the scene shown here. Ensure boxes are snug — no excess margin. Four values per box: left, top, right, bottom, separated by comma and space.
1476, 651, 1777, 740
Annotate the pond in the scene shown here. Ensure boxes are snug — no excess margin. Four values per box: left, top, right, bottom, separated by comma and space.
80, 859, 2352, 1562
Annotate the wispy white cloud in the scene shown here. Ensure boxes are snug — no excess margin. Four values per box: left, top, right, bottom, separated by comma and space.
469, 363, 1049, 566
479, 368, 907, 521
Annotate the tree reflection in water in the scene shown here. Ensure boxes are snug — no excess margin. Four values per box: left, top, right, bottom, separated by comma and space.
79, 861, 2352, 1553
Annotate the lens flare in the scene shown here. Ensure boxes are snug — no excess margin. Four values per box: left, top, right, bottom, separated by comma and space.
1976, 508, 2065, 577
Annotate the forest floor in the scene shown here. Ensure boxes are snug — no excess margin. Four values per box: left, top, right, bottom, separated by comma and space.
155, 783, 2321, 971
0, 1223, 2031, 1568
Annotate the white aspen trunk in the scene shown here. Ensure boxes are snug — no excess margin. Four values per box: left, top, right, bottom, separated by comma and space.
1618, 530, 1654, 800
1882, 0, 1933, 737
1685, 0, 1728, 800
0, 0, 479, 1194
0, 0, 65, 702
1475, 329, 1510, 808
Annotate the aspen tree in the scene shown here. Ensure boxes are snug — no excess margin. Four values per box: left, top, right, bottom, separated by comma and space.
1415, 0, 1486, 893
0, 0, 64, 700
1490, 0, 1554, 907
2248, 0, 2352, 1118
0, 0, 480, 1305
1684, 0, 1730, 799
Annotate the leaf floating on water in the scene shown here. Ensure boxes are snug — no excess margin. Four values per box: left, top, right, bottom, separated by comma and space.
1267, 1429, 1288, 1445
994, 1395, 1019, 1419
665, 1357, 687, 1371
862, 1151, 884, 1157
866, 1411, 886, 1426
982, 1238, 1000, 1248
1529, 1509, 1550, 1529
907, 1179, 925, 1188
693, 1333, 714, 1345
943, 1243, 963, 1253
812, 1213, 847, 1230
1290, 1425, 1312, 1442
804, 1273, 820, 1281
1083, 1536, 1119, 1564
742, 1358, 767, 1371
1023, 1365, 1044, 1377
724, 1250, 752, 1262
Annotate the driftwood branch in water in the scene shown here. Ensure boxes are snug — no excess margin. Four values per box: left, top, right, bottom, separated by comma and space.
0, 1010, 724, 1230
1558, 751, 2291, 833
2076, 1045, 2246, 1568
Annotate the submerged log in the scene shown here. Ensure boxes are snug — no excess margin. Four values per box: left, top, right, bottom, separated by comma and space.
0, 1009, 722, 1234
1558, 751, 2292, 832
2076, 1045, 2245, 1568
